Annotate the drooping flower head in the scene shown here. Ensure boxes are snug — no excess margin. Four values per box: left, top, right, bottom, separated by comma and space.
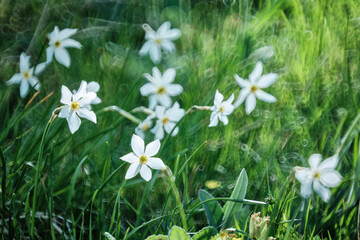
58, 81, 97, 134
139, 21, 181, 64
6, 52, 45, 98
140, 67, 183, 110
120, 134, 166, 181
151, 102, 185, 140
234, 61, 278, 114
135, 116, 153, 139
46, 26, 82, 68
294, 154, 342, 202
209, 90, 235, 127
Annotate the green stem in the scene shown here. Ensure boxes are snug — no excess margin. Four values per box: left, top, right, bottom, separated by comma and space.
102, 106, 141, 124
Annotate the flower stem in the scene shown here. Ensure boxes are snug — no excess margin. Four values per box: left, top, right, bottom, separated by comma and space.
102, 106, 141, 124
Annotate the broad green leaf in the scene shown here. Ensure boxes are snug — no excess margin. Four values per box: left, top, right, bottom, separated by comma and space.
168, 226, 191, 240
198, 189, 223, 227
145, 235, 167, 240
222, 169, 248, 226
193, 226, 218, 240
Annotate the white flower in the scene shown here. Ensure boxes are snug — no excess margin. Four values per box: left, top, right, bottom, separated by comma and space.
72, 81, 101, 105
139, 21, 181, 64
294, 154, 342, 202
135, 116, 153, 139
58, 81, 97, 134
209, 90, 235, 127
120, 134, 166, 181
6, 52, 43, 98
140, 67, 183, 109
46, 26, 82, 68
234, 61, 278, 114
151, 102, 185, 140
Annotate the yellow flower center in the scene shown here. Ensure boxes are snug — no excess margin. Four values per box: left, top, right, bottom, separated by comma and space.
314, 172, 321, 179
219, 106, 225, 113
155, 38, 162, 44
142, 123, 149, 131
139, 155, 147, 164
157, 87, 166, 95
22, 71, 30, 79
250, 85, 258, 93
54, 41, 61, 47
162, 117, 169, 125
71, 101, 80, 111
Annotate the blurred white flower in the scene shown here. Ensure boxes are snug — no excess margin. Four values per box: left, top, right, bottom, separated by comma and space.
58, 81, 97, 134
135, 116, 153, 139
120, 134, 166, 181
6, 53, 45, 98
209, 90, 235, 127
151, 102, 185, 140
234, 61, 278, 114
294, 154, 342, 202
73, 81, 101, 105
139, 21, 181, 64
140, 67, 183, 109
46, 26, 82, 68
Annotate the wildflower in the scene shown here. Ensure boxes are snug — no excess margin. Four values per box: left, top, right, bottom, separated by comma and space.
6, 53, 42, 98
135, 116, 153, 139
46, 26, 82, 68
209, 90, 235, 127
58, 81, 97, 134
205, 180, 222, 189
249, 212, 271, 240
140, 67, 183, 109
233, 61, 278, 114
72, 81, 101, 105
294, 154, 342, 202
139, 21, 181, 64
151, 102, 185, 140
120, 134, 166, 181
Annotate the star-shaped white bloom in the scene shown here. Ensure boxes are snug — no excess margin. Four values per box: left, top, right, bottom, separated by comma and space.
234, 61, 278, 114
209, 90, 235, 127
72, 81, 102, 106
6, 52, 44, 98
120, 134, 166, 181
46, 26, 82, 68
294, 154, 342, 202
140, 67, 183, 109
139, 21, 181, 64
58, 81, 97, 134
135, 116, 153, 139
151, 102, 185, 140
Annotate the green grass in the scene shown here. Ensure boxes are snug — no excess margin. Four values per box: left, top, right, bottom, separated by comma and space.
1, 0, 360, 239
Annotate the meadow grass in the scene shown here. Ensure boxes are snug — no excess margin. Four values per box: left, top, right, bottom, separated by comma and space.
0, 0, 359, 239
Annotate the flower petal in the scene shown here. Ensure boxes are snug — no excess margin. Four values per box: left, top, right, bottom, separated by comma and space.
77, 108, 97, 123
157, 21, 171, 35
125, 162, 140, 179
54, 47, 71, 68
7, 73, 22, 85
313, 180, 331, 202
58, 105, 71, 118
58, 28, 78, 40
164, 121, 176, 134
120, 152, 138, 163
255, 89, 276, 103
140, 83, 157, 96
20, 52, 30, 72
308, 154, 322, 170
162, 68, 176, 85
149, 45, 161, 64
318, 155, 339, 171
34, 62, 47, 75
163, 29, 181, 40
214, 90, 224, 106
131, 134, 145, 156
61, 39, 82, 49
46, 47, 54, 64
29, 76, 41, 91
234, 88, 250, 108
149, 95, 157, 110
144, 139, 160, 157
20, 79, 29, 98
147, 157, 166, 170
320, 170, 342, 188
61, 86, 73, 105
139, 41, 151, 56
219, 114, 229, 125
245, 93, 256, 115
140, 164, 152, 181
78, 92, 96, 106
209, 112, 219, 127
257, 73, 278, 88
151, 121, 165, 140
234, 74, 251, 88
161, 40, 176, 52
68, 111, 81, 134
166, 84, 183, 96
157, 94, 172, 108
87, 81, 100, 92
167, 106, 185, 122
155, 105, 166, 119
249, 61, 263, 83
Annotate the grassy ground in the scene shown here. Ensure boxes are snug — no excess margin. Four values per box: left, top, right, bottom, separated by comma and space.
0, 0, 360, 239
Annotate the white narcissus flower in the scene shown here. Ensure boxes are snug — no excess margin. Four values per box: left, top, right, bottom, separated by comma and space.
72, 81, 102, 105
120, 134, 166, 181
151, 102, 185, 140
294, 154, 342, 202
6, 52, 44, 98
140, 67, 183, 109
46, 26, 82, 68
139, 21, 181, 64
58, 81, 97, 134
209, 90, 235, 127
234, 61, 278, 114
135, 116, 153, 139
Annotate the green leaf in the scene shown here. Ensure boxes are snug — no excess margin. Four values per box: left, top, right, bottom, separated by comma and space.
198, 189, 223, 227
104, 232, 116, 240
145, 234, 167, 240
168, 226, 191, 240
193, 226, 218, 240
222, 168, 248, 226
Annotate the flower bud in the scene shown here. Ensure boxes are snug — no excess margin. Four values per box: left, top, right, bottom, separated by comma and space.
249, 212, 271, 239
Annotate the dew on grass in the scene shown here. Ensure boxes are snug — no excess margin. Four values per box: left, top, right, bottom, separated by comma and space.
301, 139, 309, 147
241, 143, 248, 151
232, 130, 241, 138
296, 126, 303, 134
227, 183, 235, 190
263, 110, 271, 119
252, 109, 260, 117
304, 30, 313, 40
279, 156, 287, 164
298, 116, 306, 124
198, 164, 205, 171
270, 174, 277, 182
215, 164, 227, 174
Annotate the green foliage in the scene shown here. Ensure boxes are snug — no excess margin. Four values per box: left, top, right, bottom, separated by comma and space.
198, 189, 223, 227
